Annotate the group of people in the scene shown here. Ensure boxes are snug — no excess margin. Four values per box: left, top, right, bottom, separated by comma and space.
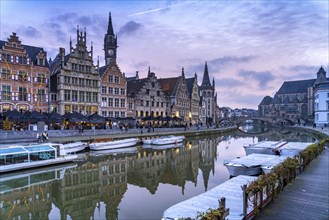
36, 132, 48, 142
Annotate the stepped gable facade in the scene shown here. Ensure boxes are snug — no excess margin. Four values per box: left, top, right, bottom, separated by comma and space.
0, 33, 49, 112
158, 67, 190, 120
126, 67, 170, 118
50, 27, 100, 115
258, 66, 328, 123
199, 62, 217, 125
99, 13, 127, 118
186, 73, 200, 124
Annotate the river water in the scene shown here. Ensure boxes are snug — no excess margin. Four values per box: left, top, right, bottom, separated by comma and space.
0, 127, 316, 220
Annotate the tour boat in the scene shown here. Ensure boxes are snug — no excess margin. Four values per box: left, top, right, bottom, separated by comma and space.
89, 138, 138, 151
142, 135, 185, 145
0, 144, 78, 173
243, 140, 287, 155
224, 154, 282, 177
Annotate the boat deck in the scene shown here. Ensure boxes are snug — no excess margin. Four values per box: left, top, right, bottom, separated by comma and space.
279, 142, 311, 156
162, 175, 257, 220
226, 154, 281, 167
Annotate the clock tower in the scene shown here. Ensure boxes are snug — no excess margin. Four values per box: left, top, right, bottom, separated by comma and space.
104, 12, 117, 65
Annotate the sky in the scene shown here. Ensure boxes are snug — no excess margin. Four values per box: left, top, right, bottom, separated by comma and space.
1, 0, 328, 109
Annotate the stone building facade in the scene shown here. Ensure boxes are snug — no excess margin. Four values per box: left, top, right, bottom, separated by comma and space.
50, 27, 100, 115
100, 13, 127, 118
314, 67, 328, 127
127, 68, 170, 119
0, 33, 49, 112
258, 66, 328, 124
199, 62, 217, 125
186, 73, 200, 124
158, 68, 190, 120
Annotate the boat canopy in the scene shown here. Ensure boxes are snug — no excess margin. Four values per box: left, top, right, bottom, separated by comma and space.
0, 145, 56, 156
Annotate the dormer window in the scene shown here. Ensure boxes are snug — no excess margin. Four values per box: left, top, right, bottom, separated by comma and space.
13, 43, 16, 48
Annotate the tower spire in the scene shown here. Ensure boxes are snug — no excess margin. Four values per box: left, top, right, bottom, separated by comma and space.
107, 12, 114, 35
201, 61, 211, 87
181, 67, 185, 78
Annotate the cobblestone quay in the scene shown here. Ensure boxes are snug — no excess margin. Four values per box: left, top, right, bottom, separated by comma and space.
0, 126, 237, 144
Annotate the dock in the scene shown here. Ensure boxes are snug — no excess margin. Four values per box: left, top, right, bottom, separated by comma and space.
162, 175, 257, 220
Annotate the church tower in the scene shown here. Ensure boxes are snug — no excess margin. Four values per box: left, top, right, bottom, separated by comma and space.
104, 12, 117, 65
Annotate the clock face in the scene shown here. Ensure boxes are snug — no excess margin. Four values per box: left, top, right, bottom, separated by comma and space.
108, 49, 114, 56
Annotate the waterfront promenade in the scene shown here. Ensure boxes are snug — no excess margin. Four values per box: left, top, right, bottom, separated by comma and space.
257, 147, 329, 220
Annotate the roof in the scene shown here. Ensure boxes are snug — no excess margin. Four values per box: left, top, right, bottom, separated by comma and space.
158, 77, 180, 96
271, 95, 281, 104
259, 96, 272, 105
201, 62, 212, 88
186, 77, 196, 96
277, 79, 315, 94
127, 78, 147, 95
0, 40, 49, 67
99, 65, 108, 77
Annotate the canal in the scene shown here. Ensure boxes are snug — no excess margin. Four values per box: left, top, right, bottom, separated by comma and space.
0, 127, 316, 220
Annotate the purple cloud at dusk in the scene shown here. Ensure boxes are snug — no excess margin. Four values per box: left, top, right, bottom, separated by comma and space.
1, 0, 328, 109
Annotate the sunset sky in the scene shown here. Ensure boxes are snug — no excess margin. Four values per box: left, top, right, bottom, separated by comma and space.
1, 0, 328, 109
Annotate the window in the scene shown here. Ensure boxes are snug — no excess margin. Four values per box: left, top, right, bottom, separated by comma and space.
109, 111, 114, 117
86, 79, 92, 86
64, 90, 71, 101
141, 100, 143, 106
51, 94, 57, 101
146, 101, 149, 107
79, 78, 84, 85
115, 88, 119, 95
72, 77, 78, 85
86, 92, 91, 102
120, 111, 125, 117
18, 71, 27, 81
114, 76, 119, 83
18, 87, 27, 101
109, 75, 113, 83
38, 89, 46, 102
92, 92, 98, 103
72, 90, 78, 102
102, 86, 107, 94
102, 111, 107, 117
115, 111, 119, 117
120, 99, 125, 108
108, 98, 113, 107
64, 76, 70, 84
120, 88, 125, 95
146, 89, 149, 95
128, 103, 133, 109
1, 69, 11, 79
115, 98, 119, 107
93, 80, 98, 87
157, 91, 160, 96
102, 97, 107, 107
79, 91, 85, 102
109, 87, 113, 94
2, 85, 11, 100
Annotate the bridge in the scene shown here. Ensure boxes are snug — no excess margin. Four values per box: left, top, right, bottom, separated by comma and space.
218, 116, 296, 126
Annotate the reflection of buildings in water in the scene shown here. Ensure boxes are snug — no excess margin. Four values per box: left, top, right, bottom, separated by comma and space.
128, 144, 199, 195
0, 166, 71, 220
198, 137, 221, 191
99, 155, 131, 220
52, 162, 101, 220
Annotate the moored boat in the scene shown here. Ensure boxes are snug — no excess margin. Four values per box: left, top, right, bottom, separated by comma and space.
224, 154, 282, 177
61, 141, 86, 154
89, 146, 138, 156
89, 138, 138, 151
0, 144, 78, 173
142, 135, 185, 145
243, 140, 287, 155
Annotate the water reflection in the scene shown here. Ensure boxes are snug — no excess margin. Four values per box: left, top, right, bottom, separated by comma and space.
0, 128, 316, 219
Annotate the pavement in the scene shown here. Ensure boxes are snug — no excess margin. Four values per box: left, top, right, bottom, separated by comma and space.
256, 147, 329, 220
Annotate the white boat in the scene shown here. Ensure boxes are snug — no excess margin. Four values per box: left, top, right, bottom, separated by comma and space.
243, 140, 287, 155
61, 141, 86, 154
279, 142, 312, 156
0, 144, 78, 173
224, 154, 282, 177
142, 142, 184, 150
89, 138, 138, 151
261, 156, 289, 174
143, 135, 185, 145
